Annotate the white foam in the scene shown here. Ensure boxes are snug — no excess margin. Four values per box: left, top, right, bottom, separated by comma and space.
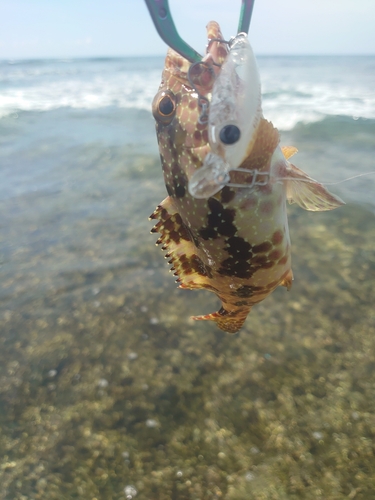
261, 81, 375, 130
0, 70, 162, 118
1, 57, 375, 130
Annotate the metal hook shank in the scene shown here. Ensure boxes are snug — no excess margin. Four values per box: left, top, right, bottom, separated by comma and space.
144, 0, 202, 63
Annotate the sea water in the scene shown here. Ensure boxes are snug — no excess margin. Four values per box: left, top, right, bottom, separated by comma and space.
0, 56, 375, 498
1, 56, 374, 204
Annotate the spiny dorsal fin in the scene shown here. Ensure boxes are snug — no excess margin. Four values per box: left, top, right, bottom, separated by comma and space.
149, 196, 176, 221
151, 197, 213, 290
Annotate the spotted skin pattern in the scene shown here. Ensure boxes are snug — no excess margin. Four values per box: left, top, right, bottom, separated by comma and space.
150, 22, 343, 334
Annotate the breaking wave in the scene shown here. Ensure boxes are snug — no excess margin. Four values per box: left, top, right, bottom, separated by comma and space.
1, 55, 375, 131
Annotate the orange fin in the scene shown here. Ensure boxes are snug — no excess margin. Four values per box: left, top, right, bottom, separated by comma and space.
285, 163, 345, 211
281, 146, 298, 160
192, 307, 251, 334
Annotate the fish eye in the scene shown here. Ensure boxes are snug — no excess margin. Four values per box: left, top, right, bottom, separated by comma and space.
219, 124, 241, 145
152, 90, 176, 124
159, 94, 175, 116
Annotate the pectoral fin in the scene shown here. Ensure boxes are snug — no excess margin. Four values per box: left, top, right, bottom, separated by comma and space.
285, 163, 345, 212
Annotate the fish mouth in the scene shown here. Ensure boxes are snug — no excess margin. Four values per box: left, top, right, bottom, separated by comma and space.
204, 21, 229, 66
171, 21, 229, 92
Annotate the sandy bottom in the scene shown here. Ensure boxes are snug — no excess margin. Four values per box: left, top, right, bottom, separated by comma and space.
1, 201, 375, 500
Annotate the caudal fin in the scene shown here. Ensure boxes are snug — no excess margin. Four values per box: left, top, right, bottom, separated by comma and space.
192, 307, 251, 334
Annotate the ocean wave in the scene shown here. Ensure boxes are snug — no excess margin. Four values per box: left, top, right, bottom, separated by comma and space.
258, 56, 375, 129
261, 84, 375, 130
1, 57, 375, 130
284, 114, 375, 154
0, 71, 162, 118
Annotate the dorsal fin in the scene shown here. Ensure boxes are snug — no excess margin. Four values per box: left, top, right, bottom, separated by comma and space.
151, 196, 213, 290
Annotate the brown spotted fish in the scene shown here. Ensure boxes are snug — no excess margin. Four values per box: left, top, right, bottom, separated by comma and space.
150, 21, 344, 334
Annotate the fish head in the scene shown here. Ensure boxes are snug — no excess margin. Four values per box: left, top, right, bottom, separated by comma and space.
152, 22, 229, 195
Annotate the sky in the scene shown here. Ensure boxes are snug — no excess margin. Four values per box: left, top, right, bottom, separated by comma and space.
0, 0, 374, 60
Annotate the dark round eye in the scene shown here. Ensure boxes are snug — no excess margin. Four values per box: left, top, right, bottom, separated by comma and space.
219, 124, 241, 145
159, 95, 175, 116
152, 90, 176, 124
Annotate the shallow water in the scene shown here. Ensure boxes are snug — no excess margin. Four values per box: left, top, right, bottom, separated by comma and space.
1, 56, 375, 499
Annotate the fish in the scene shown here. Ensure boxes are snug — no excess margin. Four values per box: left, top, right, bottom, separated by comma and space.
150, 21, 344, 334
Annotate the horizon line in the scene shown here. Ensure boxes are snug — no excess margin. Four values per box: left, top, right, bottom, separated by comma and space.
1, 53, 375, 63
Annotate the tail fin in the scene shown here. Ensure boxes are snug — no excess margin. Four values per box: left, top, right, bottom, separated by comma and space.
192, 307, 251, 334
